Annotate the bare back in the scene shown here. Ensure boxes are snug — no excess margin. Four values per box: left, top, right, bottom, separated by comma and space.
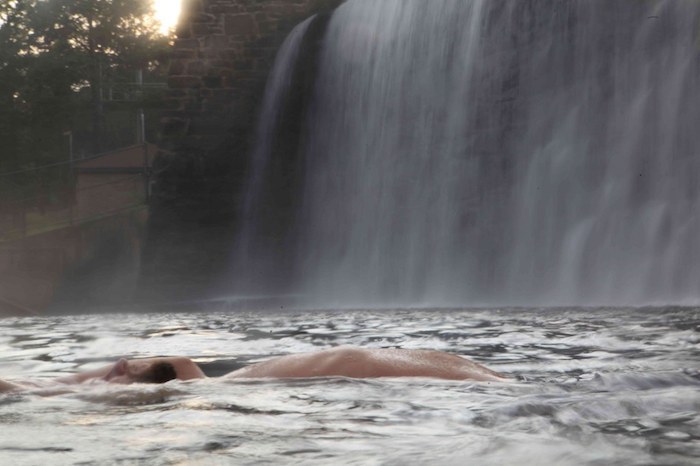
225, 347, 507, 381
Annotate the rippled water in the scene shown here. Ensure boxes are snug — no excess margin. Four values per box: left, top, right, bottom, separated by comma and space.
1, 308, 698, 465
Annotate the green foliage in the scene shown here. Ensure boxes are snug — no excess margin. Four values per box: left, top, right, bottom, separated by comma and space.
0, 0, 169, 200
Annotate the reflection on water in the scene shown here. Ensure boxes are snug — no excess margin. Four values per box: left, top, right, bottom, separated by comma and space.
0, 308, 698, 465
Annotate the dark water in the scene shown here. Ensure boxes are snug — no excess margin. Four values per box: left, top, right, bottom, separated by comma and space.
1, 308, 698, 465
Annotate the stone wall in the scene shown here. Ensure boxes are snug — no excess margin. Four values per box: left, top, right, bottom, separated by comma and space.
139, 0, 344, 304
155, 0, 343, 214
0, 208, 148, 315
161, 0, 341, 161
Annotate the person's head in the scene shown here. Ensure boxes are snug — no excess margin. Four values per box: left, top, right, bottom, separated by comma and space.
103, 358, 177, 384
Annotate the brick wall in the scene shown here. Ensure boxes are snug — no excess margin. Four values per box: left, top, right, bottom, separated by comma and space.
160, 0, 343, 158
139, 0, 344, 305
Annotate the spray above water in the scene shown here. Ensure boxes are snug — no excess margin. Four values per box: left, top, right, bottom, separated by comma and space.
240, 0, 700, 307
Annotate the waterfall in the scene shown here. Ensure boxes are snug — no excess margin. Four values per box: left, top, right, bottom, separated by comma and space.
241, 0, 700, 307
233, 16, 316, 293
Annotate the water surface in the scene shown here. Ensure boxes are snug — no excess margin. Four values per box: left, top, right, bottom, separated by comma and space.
1, 307, 698, 465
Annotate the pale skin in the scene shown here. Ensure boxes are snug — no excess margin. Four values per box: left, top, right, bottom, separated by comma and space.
0, 357, 205, 392
224, 347, 508, 381
0, 347, 507, 392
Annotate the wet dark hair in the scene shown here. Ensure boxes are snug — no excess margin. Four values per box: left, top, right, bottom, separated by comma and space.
137, 362, 177, 384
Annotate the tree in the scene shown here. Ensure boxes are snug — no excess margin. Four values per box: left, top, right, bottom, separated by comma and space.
0, 0, 169, 180
0, 2, 32, 173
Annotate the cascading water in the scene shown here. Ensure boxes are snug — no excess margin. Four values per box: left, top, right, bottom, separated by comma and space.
233, 16, 316, 293
240, 0, 700, 307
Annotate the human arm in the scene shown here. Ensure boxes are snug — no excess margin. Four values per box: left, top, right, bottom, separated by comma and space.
166, 357, 207, 380
0, 378, 24, 393
53, 363, 116, 385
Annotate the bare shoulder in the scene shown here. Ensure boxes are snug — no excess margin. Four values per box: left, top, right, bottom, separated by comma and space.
159, 357, 206, 380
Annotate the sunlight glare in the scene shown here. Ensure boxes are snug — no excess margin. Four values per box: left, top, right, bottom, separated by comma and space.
153, 0, 182, 34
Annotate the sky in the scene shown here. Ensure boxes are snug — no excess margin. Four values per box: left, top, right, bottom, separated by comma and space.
0, 2, 182, 32
153, 0, 182, 34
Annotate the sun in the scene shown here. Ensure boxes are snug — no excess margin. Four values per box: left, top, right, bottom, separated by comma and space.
152, 0, 182, 35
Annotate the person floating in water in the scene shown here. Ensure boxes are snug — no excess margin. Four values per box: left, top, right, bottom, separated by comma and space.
0, 346, 507, 392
